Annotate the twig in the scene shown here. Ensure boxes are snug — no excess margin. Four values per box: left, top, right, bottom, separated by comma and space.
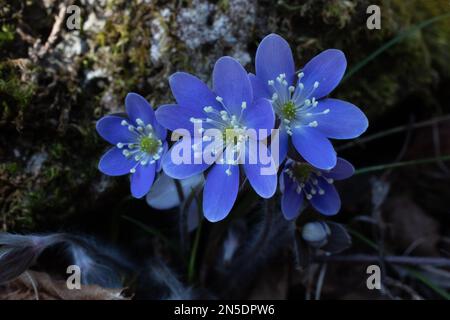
355, 155, 450, 175
384, 276, 423, 300
315, 254, 450, 267
337, 115, 450, 151
38, 4, 67, 58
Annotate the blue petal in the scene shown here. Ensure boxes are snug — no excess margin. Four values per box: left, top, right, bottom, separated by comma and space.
241, 98, 274, 140
156, 142, 168, 172
312, 99, 368, 139
203, 163, 239, 222
291, 127, 336, 170
281, 174, 304, 220
310, 177, 341, 216
130, 163, 156, 198
243, 143, 277, 198
213, 56, 252, 116
301, 49, 346, 99
270, 127, 289, 166
125, 92, 156, 126
155, 104, 204, 135
162, 138, 212, 179
169, 72, 222, 113
98, 147, 135, 176
154, 123, 167, 141
96, 115, 136, 145
249, 73, 271, 100
256, 33, 296, 86
324, 157, 354, 180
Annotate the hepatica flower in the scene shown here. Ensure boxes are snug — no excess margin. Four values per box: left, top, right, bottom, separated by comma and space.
250, 34, 368, 169
156, 56, 276, 222
96, 93, 167, 198
280, 157, 354, 220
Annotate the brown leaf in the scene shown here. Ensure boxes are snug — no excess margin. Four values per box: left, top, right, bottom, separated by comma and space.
384, 196, 440, 256
0, 271, 129, 300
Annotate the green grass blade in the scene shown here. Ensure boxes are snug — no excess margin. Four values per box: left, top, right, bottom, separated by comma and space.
405, 268, 450, 300
343, 13, 450, 81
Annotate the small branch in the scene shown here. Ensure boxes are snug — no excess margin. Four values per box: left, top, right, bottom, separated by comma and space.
337, 115, 450, 151
38, 4, 67, 58
316, 254, 450, 267
355, 155, 450, 175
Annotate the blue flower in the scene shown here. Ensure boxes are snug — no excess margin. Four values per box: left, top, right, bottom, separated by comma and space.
251, 34, 368, 169
280, 157, 354, 220
155, 56, 277, 222
96, 93, 167, 198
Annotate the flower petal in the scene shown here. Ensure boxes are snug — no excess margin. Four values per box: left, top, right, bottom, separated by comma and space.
256, 33, 296, 86
162, 138, 212, 179
155, 104, 204, 135
169, 72, 221, 113
203, 163, 239, 222
243, 143, 277, 198
310, 178, 341, 216
241, 98, 274, 140
291, 127, 337, 170
324, 157, 354, 180
130, 163, 156, 198
278, 127, 289, 164
301, 49, 346, 99
213, 56, 252, 115
281, 175, 304, 220
98, 147, 135, 176
96, 115, 136, 145
125, 92, 156, 126
312, 99, 368, 139
248, 73, 271, 100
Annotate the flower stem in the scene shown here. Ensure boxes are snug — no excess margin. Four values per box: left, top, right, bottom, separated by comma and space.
187, 210, 203, 284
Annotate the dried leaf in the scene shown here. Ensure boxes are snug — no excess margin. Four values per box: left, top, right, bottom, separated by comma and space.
0, 271, 129, 300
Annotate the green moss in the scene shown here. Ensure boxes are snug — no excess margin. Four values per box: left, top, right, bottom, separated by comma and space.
0, 24, 14, 47
0, 63, 36, 127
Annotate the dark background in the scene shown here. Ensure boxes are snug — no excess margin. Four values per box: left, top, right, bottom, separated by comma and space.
0, 0, 449, 299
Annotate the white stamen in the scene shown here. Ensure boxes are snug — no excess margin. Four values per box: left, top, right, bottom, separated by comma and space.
308, 121, 318, 127
225, 168, 232, 176
216, 96, 223, 103
121, 120, 128, 126
130, 168, 136, 174
241, 101, 247, 109
116, 143, 124, 149
313, 81, 319, 88
203, 106, 214, 113
136, 118, 144, 126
